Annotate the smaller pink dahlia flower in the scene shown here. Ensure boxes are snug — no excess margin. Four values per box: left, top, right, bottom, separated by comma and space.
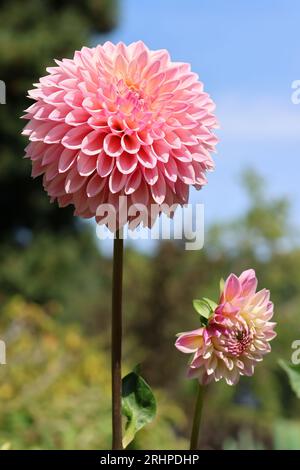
175, 269, 276, 386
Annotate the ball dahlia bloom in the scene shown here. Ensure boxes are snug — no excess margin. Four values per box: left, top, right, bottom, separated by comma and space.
175, 270, 276, 386
22, 41, 218, 228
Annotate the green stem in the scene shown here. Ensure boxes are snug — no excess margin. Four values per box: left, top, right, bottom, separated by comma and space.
190, 383, 204, 450
111, 230, 124, 450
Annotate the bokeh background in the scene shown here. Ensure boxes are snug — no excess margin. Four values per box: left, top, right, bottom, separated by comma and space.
0, 0, 300, 449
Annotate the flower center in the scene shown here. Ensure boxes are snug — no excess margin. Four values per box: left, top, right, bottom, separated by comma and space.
226, 327, 253, 357
125, 78, 139, 92
114, 79, 148, 117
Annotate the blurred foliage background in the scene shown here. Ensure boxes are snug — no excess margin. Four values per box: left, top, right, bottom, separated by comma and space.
0, 0, 300, 450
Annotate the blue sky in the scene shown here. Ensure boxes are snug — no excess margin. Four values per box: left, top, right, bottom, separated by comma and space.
95, 0, 300, 252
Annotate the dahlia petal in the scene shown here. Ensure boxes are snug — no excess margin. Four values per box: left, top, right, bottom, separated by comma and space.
143, 166, 159, 186
225, 368, 239, 386
86, 173, 106, 197
65, 168, 86, 193
96, 151, 114, 177
175, 179, 189, 203
131, 179, 149, 206
31, 104, 53, 120
136, 130, 153, 145
59, 78, 79, 90
114, 52, 128, 75
214, 302, 239, 318
175, 128, 199, 145
167, 102, 190, 115
125, 170, 142, 195
73, 184, 90, 214
87, 194, 103, 214
116, 42, 129, 61
176, 161, 196, 184
29, 122, 55, 141
27, 88, 42, 100
151, 171, 166, 204
145, 72, 166, 93
187, 367, 202, 380
175, 329, 203, 353
31, 160, 45, 178
88, 116, 110, 132
122, 116, 140, 130
25, 141, 47, 161
239, 269, 258, 296
172, 146, 193, 163
103, 134, 123, 157
242, 360, 255, 377
44, 123, 70, 144
42, 144, 62, 165
116, 153, 138, 174
54, 58, 78, 77
46, 173, 67, 197
57, 194, 73, 208
62, 125, 90, 149
82, 95, 103, 113
121, 133, 140, 154
162, 157, 177, 182
151, 140, 169, 163
44, 160, 59, 182
202, 372, 214, 385
137, 146, 157, 168
151, 127, 165, 140
142, 59, 161, 79
64, 90, 84, 109
82, 130, 105, 155
202, 349, 212, 360
77, 152, 97, 176
264, 329, 277, 340
58, 148, 78, 173
206, 356, 218, 375
192, 161, 208, 186
48, 105, 71, 122
151, 49, 170, 67
108, 115, 125, 134
109, 166, 127, 193
223, 274, 242, 302
159, 79, 180, 94
136, 50, 149, 70
164, 132, 181, 149
252, 289, 270, 307
43, 89, 66, 105
65, 108, 90, 126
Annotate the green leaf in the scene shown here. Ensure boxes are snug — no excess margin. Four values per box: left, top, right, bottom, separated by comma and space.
193, 299, 211, 319
279, 359, 300, 399
202, 297, 218, 312
122, 371, 157, 448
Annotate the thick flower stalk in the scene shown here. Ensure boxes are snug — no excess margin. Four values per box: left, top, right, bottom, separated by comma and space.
22, 41, 218, 228
176, 269, 276, 386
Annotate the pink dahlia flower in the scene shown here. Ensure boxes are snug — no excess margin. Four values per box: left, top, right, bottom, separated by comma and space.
175, 270, 276, 386
22, 41, 218, 228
